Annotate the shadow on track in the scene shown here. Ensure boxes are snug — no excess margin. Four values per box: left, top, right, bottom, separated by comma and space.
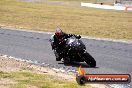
58, 61, 98, 68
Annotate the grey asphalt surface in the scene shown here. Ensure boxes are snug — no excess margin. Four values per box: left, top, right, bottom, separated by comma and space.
0, 28, 132, 87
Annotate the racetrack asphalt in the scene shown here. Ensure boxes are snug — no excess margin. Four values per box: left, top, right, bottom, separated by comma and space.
0, 28, 132, 87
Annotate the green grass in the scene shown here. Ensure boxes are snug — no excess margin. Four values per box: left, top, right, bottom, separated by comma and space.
0, 71, 90, 88
0, 0, 132, 40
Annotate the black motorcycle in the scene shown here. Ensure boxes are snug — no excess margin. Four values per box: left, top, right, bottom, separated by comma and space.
50, 36, 96, 67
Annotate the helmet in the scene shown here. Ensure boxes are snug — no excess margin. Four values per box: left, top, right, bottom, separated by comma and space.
55, 28, 63, 39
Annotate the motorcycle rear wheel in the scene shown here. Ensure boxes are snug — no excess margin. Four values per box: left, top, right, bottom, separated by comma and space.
63, 57, 71, 64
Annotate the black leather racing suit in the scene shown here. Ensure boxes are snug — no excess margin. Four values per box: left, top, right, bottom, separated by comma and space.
52, 33, 81, 60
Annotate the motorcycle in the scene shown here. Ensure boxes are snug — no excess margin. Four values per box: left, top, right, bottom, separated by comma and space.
50, 35, 96, 67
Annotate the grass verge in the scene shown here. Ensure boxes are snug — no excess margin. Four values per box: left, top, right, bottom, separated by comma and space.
0, 0, 132, 40
0, 71, 90, 88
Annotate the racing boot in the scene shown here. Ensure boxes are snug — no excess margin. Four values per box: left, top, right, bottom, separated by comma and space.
54, 50, 62, 61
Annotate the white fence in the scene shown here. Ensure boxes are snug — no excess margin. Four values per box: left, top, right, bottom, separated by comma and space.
81, 2, 132, 11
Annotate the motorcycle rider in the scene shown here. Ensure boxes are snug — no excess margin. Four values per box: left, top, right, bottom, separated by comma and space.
50, 28, 81, 61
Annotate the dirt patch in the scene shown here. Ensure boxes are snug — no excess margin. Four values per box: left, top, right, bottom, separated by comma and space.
26, 85, 38, 88
0, 55, 75, 81
0, 78, 16, 85
0, 55, 29, 72
0, 78, 16, 88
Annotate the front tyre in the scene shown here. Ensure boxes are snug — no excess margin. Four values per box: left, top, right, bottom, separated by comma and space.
83, 52, 96, 67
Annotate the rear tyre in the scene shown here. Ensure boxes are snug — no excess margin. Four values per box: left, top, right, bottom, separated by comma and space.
56, 57, 61, 61
83, 52, 96, 67
63, 57, 71, 64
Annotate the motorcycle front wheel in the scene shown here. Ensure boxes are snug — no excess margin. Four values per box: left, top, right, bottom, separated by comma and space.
83, 52, 96, 67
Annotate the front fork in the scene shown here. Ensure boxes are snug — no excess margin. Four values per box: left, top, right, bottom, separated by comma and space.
78, 49, 87, 60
